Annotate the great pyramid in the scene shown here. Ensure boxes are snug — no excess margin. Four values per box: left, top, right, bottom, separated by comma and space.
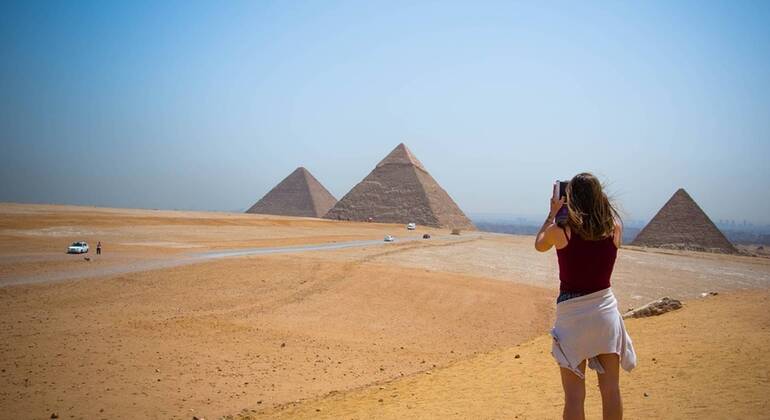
631, 188, 736, 253
246, 167, 337, 218
323, 143, 475, 229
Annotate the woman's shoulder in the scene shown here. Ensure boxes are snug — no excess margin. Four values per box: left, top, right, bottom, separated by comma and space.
612, 219, 623, 246
544, 222, 564, 237
548, 223, 569, 248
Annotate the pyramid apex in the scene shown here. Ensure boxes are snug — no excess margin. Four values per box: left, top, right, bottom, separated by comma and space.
376, 143, 426, 171
672, 188, 695, 201
288, 167, 312, 180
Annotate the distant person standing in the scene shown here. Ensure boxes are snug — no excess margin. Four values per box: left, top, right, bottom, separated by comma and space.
96, 241, 102, 255
535, 173, 636, 420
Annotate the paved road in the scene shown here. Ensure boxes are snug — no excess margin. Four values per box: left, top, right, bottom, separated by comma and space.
1, 234, 474, 287
198, 239, 405, 259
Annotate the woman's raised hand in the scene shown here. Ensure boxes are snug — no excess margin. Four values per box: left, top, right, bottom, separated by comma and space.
550, 196, 565, 218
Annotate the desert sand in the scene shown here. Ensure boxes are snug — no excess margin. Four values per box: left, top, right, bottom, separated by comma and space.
1, 203, 769, 419
247, 290, 770, 419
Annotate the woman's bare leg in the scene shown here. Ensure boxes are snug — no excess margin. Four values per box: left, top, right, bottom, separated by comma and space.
596, 353, 622, 420
560, 360, 586, 420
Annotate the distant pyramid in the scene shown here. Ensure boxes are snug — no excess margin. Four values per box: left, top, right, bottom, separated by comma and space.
323, 143, 475, 229
632, 188, 736, 253
246, 167, 337, 218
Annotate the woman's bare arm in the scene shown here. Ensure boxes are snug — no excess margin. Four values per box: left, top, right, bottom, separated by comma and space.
535, 197, 565, 252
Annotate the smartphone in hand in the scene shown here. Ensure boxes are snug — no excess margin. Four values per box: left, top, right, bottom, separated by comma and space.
553, 180, 569, 226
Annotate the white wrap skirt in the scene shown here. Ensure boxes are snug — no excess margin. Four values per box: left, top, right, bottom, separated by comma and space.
550, 287, 637, 379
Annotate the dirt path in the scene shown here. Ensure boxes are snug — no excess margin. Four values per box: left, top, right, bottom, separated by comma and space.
0, 203, 462, 287
325, 234, 770, 310
0, 234, 477, 287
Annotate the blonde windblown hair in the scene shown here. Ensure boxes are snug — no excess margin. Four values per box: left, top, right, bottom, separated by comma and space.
565, 173, 621, 241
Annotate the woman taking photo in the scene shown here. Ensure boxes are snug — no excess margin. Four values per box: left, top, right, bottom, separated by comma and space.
535, 173, 636, 420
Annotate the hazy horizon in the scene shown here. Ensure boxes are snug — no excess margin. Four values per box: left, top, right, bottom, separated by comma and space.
2, 1, 769, 224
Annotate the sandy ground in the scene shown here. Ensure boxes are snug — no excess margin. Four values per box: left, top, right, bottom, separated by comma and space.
0, 242, 551, 419
1, 203, 769, 419
246, 290, 770, 419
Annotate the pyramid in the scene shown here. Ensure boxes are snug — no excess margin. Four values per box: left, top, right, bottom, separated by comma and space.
323, 143, 475, 229
246, 167, 337, 218
631, 188, 736, 253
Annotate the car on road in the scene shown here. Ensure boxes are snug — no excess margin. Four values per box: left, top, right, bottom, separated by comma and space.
422, 233, 431, 239
67, 241, 89, 254
384, 235, 395, 242
406, 222, 416, 230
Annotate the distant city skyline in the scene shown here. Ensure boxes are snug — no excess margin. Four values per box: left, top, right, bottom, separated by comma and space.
2, 1, 769, 224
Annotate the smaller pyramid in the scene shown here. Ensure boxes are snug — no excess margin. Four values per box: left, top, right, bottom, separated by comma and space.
246, 167, 337, 218
323, 143, 475, 229
632, 188, 736, 253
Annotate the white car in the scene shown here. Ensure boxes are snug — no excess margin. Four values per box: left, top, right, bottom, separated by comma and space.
67, 241, 89, 254
406, 222, 416, 230
384, 235, 395, 242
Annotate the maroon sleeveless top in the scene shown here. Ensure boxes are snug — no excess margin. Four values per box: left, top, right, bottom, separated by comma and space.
556, 227, 618, 293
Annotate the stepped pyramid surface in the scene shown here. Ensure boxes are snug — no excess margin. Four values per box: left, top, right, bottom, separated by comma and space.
323, 143, 475, 229
246, 167, 337, 218
631, 188, 736, 253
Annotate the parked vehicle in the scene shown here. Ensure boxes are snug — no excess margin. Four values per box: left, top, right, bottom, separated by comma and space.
67, 241, 89, 254
406, 222, 416, 230
422, 233, 431, 239
384, 235, 395, 242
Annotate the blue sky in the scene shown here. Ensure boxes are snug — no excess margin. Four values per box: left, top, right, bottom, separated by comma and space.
1, 1, 769, 224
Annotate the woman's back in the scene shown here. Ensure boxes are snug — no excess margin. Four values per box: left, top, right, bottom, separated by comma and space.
534, 173, 634, 420
556, 228, 617, 293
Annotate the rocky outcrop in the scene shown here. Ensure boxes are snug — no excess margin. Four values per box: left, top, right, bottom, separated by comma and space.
623, 297, 683, 319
